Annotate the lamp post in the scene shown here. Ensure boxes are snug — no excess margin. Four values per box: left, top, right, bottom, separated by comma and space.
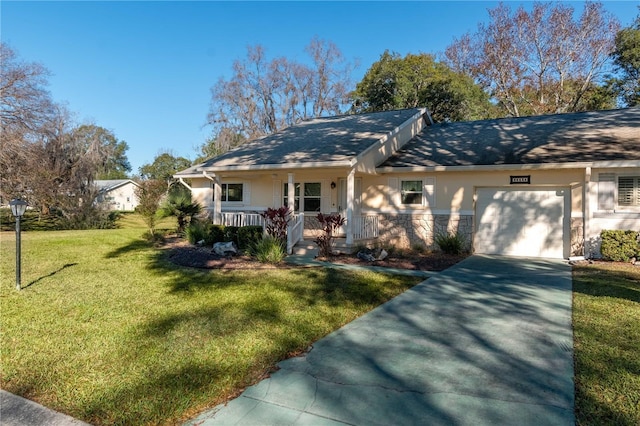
9, 199, 27, 291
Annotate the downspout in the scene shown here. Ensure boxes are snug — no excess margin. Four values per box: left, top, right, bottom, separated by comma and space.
177, 178, 192, 191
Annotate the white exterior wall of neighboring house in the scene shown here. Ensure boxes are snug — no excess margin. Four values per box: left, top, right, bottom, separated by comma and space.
96, 180, 139, 211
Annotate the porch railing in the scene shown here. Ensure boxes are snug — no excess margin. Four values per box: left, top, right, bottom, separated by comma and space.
219, 212, 265, 227
215, 211, 376, 246
352, 215, 379, 240
287, 213, 304, 254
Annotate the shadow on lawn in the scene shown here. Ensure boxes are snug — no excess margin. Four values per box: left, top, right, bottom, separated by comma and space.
572, 263, 640, 426
23, 263, 78, 289
572, 264, 640, 303
90, 236, 421, 424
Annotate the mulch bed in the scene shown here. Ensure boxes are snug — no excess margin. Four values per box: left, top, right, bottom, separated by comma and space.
321, 252, 468, 272
162, 237, 468, 272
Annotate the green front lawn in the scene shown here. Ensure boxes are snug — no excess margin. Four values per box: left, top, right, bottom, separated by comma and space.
573, 262, 640, 425
0, 220, 421, 425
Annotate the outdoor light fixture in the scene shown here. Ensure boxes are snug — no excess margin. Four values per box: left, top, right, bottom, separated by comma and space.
330, 182, 336, 189
9, 199, 27, 291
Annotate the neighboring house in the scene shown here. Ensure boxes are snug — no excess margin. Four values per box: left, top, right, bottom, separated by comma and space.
95, 179, 140, 211
174, 107, 640, 259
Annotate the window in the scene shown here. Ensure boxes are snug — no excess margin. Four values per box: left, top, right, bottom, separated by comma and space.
284, 182, 321, 212
618, 176, 640, 206
283, 183, 300, 212
214, 183, 243, 202
401, 180, 423, 205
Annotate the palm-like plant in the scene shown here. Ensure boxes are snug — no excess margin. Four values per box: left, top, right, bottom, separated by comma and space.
159, 185, 202, 234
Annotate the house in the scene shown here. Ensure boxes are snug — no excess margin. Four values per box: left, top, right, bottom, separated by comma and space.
95, 179, 140, 211
174, 107, 640, 259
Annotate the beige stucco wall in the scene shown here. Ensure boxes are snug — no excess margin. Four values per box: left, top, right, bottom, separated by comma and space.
189, 169, 358, 214
585, 167, 640, 257
362, 168, 584, 215
186, 165, 640, 257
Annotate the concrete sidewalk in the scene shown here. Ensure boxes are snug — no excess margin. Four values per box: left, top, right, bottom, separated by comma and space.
186, 254, 575, 425
0, 390, 90, 426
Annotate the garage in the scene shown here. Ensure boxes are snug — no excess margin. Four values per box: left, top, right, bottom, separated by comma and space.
474, 187, 568, 258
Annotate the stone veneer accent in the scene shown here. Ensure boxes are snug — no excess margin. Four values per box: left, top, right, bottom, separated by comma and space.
376, 213, 474, 251
570, 217, 584, 257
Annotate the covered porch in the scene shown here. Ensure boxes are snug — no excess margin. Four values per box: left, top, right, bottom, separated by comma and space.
204, 170, 379, 254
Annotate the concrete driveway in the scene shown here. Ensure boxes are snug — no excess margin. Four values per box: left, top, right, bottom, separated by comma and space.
186, 254, 574, 425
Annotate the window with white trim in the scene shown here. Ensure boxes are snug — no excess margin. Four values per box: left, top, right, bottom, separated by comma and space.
401, 180, 423, 205
618, 176, 640, 206
284, 182, 321, 212
213, 183, 243, 202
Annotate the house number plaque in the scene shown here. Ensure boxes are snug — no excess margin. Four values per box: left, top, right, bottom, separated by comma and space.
510, 175, 531, 184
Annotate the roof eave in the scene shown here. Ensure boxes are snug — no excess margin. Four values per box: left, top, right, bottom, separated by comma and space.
197, 160, 354, 173
376, 160, 640, 173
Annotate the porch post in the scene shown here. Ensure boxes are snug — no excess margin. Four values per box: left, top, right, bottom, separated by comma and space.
287, 173, 295, 250
584, 166, 591, 257
213, 177, 222, 225
287, 173, 295, 213
346, 169, 355, 245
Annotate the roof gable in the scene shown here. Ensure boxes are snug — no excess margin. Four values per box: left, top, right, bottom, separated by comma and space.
195, 109, 423, 171
380, 108, 640, 169
95, 179, 139, 192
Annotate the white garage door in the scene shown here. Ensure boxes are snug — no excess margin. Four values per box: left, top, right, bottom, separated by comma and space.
475, 188, 567, 258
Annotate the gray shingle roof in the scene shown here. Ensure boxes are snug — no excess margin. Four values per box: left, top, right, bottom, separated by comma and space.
198, 109, 422, 169
380, 107, 640, 168
94, 179, 137, 191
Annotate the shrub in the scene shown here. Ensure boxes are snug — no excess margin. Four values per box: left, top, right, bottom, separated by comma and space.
600, 230, 640, 262
435, 232, 466, 255
314, 213, 346, 257
411, 242, 427, 254
185, 221, 208, 245
238, 226, 264, 251
158, 185, 201, 234
208, 225, 226, 245
224, 226, 240, 245
260, 206, 291, 244
251, 236, 286, 263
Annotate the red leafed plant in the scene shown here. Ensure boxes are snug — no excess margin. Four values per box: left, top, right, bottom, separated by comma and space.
260, 206, 291, 245
315, 213, 346, 257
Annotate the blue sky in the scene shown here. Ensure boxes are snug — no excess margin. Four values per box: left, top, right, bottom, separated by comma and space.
2, 1, 638, 174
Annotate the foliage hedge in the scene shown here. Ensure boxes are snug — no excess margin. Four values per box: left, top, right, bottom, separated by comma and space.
600, 230, 640, 262
184, 222, 265, 252
0, 208, 119, 231
238, 226, 264, 251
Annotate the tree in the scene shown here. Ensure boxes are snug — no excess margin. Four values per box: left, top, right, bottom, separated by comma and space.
0, 42, 57, 201
609, 13, 640, 106
134, 179, 167, 235
350, 51, 494, 122
445, 1, 620, 116
206, 38, 353, 155
139, 152, 191, 183
72, 125, 132, 179
194, 129, 246, 163
1, 44, 126, 227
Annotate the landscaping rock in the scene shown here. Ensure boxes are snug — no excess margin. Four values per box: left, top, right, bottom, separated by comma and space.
213, 241, 238, 256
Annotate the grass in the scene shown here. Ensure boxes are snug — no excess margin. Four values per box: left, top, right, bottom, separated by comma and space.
0, 214, 421, 425
573, 261, 640, 426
